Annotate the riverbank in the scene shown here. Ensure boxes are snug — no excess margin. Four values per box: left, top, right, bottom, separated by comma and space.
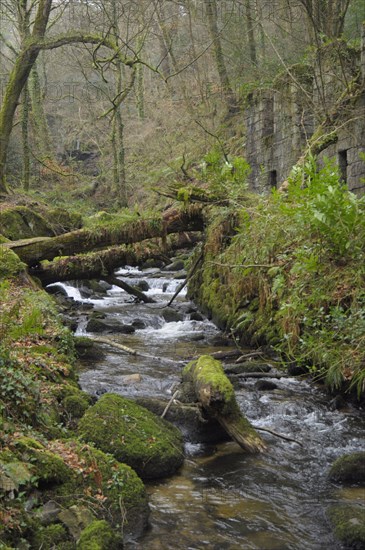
187, 158, 365, 401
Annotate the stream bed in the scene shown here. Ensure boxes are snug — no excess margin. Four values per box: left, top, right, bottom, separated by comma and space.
53, 267, 365, 550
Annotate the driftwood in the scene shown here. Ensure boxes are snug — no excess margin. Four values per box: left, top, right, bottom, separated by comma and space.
182, 355, 266, 453
91, 336, 179, 365
6, 205, 204, 266
105, 275, 155, 304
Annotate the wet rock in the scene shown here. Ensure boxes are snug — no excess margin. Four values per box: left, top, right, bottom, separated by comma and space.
329, 395, 347, 411
255, 380, 278, 391
74, 337, 106, 361
86, 318, 135, 334
224, 362, 272, 375
328, 452, 365, 483
190, 333, 205, 341
78, 393, 184, 480
208, 334, 231, 347
173, 270, 187, 279
190, 311, 204, 321
120, 374, 142, 384
141, 258, 164, 269
132, 319, 146, 330
328, 505, 365, 549
287, 362, 308, 376
46, 284, 68, 297
162, 282, 169, 292
162, 308, 183, 323
163, 259, 185, 271
136, 280, 149, 291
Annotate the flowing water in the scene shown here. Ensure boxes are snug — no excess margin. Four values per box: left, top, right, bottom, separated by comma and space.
53, 267, 365, 550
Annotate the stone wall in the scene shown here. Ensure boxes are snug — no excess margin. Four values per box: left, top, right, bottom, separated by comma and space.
244, 30, 365, 195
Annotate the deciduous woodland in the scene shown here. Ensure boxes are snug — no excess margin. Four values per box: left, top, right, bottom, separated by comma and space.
0, 1, 365, 549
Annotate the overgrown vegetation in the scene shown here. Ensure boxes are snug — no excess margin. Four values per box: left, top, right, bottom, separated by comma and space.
189, 155, 365, 397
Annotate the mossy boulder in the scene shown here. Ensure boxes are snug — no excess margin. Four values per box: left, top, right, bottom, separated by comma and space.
0, 206, 55, 240
329, 452, 365, 483
77, 520, 122, 550
78, 394, 184, 480
46, 441, 149, 539
0, 248, 26, 278
328, 505, 365, 549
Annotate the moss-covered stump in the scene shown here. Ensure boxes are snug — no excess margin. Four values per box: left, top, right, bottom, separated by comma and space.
77, 520, 123, 550
328, 505, 365, 549
78, 394, 184, 480
329, 452, 365, 483
182, 355, 266, 453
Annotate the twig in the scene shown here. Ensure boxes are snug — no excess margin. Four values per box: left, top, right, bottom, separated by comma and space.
161, 390, 180, 419
167, 250, 203, 307
253, 426, 303, 447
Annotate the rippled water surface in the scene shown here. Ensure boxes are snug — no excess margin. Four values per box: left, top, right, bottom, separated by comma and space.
55, 267, 365, 550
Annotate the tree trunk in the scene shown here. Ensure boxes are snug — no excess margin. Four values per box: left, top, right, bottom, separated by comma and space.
244, 0, 257, 66
203, 0, 237, 114
6, 206, 204, 266
29, 63, 54, 161
0, 0, 53, 193
31, 231, 201, 285
21, 85, 31, 191
182, 355, 266, 453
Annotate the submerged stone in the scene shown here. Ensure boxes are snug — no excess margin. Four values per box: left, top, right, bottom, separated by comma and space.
78, 393, 184, 480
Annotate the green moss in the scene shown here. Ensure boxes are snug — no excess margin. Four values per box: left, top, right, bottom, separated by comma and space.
77, 520, 122, 550
0, 248, 26, 278
0, 206, 55, 240
78, 394, 184, 480
329, 453, 365, 483
32, 524, 69, 549
183, 356, 236, 415
14, 438, 71, 486
328, 505, 365, 549
62, 394, 90, 419
49, 441, 149, 537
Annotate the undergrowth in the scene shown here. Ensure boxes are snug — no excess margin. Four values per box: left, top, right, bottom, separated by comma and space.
191, 155, 365, 397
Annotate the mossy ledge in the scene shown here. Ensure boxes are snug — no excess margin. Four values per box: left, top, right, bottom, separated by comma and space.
78, 393, 185, 480
0, 271, 148, 548
328, 505, 365, 549
328, 452, 365, 484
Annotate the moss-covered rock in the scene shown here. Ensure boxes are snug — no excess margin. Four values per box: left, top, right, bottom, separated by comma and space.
329, 452, 365, 483
31, 524, 69, 549
0, 248, 26, 278
62, 394, 90, 419
78, 394, 184, 480
0, 206, 55, 240
328, 505, 365, 549
77, 520, 122, 550
47, 441, 149, 539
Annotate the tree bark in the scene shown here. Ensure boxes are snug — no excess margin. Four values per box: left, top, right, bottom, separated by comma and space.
6, 207, 204, 267
182, 355, 266, 453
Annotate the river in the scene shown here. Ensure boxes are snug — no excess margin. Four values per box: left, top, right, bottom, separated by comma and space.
51, 266, 365, 550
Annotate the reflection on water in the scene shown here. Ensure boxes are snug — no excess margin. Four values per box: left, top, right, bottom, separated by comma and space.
55, 268, 365, 550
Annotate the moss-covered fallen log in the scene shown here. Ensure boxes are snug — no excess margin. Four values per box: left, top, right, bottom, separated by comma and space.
31, 232, 201, 285
6, 206, 204, 267
182, 355, 266, 453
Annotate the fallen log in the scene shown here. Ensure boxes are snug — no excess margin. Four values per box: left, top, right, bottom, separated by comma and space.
31, 232, 202, 285
6, 205, 204, 266
181, 355, 266, 453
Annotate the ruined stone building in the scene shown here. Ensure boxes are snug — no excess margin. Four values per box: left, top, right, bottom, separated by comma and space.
244, 27, 365, 195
